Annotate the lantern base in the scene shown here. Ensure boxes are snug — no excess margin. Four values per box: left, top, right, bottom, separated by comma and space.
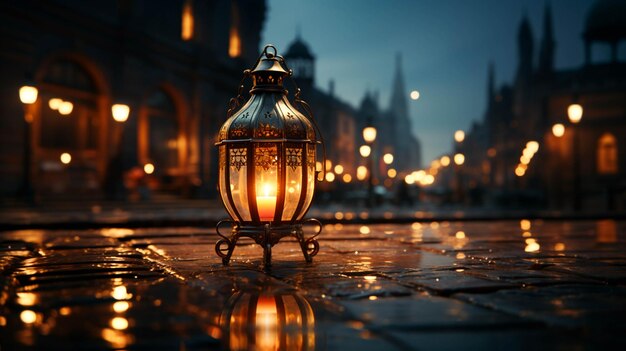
215, 219, 321, 268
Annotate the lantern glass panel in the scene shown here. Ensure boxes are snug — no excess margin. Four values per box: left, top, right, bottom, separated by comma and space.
219, 145, 238, 220
298, 144, 316, 220
282, 145, 303, 221
254, 144, 279, 222
229, 146, 251, 221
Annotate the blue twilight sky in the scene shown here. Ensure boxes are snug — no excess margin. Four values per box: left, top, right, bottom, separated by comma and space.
262, 0, 595, 165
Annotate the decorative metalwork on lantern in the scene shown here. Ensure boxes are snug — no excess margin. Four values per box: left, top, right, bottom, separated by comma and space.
215, 45, 324, 267
220, 288, 316, 350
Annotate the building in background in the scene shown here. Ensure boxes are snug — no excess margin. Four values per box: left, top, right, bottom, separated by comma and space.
0, 0, 265, 201
456, 0, 626, 211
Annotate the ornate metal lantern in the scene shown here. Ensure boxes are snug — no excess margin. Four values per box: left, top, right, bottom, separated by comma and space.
220, 288, 316, 351
215, 45, 323, 267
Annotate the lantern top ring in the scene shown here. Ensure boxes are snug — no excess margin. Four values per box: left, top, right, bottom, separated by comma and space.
263, 44, 277, 58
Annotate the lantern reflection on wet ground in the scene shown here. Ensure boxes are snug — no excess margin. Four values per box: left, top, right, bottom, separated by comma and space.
221, 289, 315, 351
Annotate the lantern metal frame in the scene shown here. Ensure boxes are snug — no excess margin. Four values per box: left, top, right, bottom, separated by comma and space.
215, 45, 326, 268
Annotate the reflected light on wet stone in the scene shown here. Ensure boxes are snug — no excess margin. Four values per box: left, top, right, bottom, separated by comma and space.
59, 307, 71, 316
112, 286, 132, 300
597, 219, 617, 243
20, 310, 38, 324
113, 301, 130, 313
522, 231, 532, 238
455, 231, 466, 239
520, 219, 531, 231
368, 296, 378, 301
430, 222, 440, 229
411, 222, 422, 229
363, 276, 377, 282
359, 212, 369, 220
554, 243, 566, 251
110, 317, 129, 330
17, 292, 37, 306
102, 328, 131, 348
100, 228, 135, 238
334, 212, 344, 220
525, 238, 540, 253
359, 226, 370, 235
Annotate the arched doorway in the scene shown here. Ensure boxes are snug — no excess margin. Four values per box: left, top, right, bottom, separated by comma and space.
138, 87, 188, 193
34, 55, 108, 197
597, 133, 618, 175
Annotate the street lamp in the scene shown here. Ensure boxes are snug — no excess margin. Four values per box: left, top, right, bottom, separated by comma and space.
552, 123, 565, 137
105, 102, 131, 201
18, 85, 38, 203
454, 130, 465, 143
362, 122, 377, 208
383, 153, 394, 165
453, 153, 465, 203
112, 103, 130, 123
215, 45, 324, 267
568, 103, 583, 210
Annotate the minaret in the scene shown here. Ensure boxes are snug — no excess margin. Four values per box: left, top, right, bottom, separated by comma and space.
390, 53, 409, 127
538, 2, 555, 76
516, 13, 534, 81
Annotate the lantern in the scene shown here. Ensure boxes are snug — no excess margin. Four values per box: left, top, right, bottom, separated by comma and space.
220, 288, 316, 351
215, 45, 324, 267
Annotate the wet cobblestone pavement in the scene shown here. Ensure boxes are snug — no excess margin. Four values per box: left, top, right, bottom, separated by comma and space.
1, 219, 626, 350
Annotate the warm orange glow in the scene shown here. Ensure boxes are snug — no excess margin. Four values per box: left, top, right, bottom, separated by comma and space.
17, 292, 37, 306
143, 163, 155, 174
257, 183, 277, 221
440, 156, 450, 167
404, 174, 415, 185
255, 295, 279, 350
383, 153, 394, 164
359, 145, 371, 157
356, 166, 367, 180
520, 219, 531, 230
455, 231, 466, 239
552, 123, 565, 137
454, 153, 465, 165
410, 90, 420, 100
325, 172, 335, 182
342, 174, 352, 183
515, 166, 526, 177
181, 0, 194, 41
567, 104, 583, 124
110, 317, 129, 330
19, 86, 38, 104
334, 165, 344, 174
49, 98, 62, 110
359, 226, 370, 234
363, 127, 377, 143
526, 141, 539, 153
229, 28, 241, 58
524, 238, 540, 252
60, 152, 72, 165
325, 159, 332, 170
387, 168, 397, 178
58, 101, 74, 115
520, 155, 531, 165
454, 130, 465, 143
112, 104, 130, 123
20, 310, 37, 324
112, 286, 132, 300
113, 301, 130, 313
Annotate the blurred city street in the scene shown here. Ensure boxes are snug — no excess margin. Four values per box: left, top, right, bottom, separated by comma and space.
2, 217, 626, 349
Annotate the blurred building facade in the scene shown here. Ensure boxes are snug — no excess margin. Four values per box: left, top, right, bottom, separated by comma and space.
0, 0, 265, 200
457, 0, 626, 211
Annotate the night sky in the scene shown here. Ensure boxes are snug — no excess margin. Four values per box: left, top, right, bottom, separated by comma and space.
263, 0, 595, 166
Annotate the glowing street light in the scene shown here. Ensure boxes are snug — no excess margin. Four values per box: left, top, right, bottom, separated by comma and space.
359, 145, 371, 158
143, 163, 155, 174
112, 104, 130, 123
440, 155, 450, 167
552, 123, 565, 137
383, 153, 394, 165
60, 152, 72, 165
363, 126, 377, 143
49, 98, 62, 110
567, 104, 583, 124
526, 141, 539, 153
387, 168, 397, 178
454, 153, 465, 165
58, 101, 74, 115
356, 166, 367, 181
334, 164, 344, 174
410, 90, 420, 100
19, 86, 38, 105
454, 130, 465, 143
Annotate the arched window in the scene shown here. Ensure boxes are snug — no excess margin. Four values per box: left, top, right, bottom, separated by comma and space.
597, 133, 618, 174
